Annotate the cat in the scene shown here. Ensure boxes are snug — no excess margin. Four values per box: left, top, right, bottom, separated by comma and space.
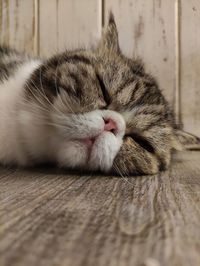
0, 13, 199, 175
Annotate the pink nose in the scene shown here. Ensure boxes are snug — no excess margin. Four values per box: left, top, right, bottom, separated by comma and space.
104, 118, 117, 133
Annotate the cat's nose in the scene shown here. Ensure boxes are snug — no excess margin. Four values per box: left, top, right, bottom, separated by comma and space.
103, 118, 117, 134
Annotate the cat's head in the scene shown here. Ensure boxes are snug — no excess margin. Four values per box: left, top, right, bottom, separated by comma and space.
25, 13, 177, 175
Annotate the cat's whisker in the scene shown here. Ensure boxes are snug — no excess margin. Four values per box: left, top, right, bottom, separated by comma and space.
40, 64, 74, 113
57, 88, 76, 115
54, 59, 75, 114
113, 163, 133, 185
44, 122, 69, 129
39, 66, 54, 106
29, 78, 57, 110
29, 68, 63, 115
26, 81, 49, 107
33, 67, 76, 115
24, 83, 52, 113
24, 86, 48, 111
30, 82, 71, 120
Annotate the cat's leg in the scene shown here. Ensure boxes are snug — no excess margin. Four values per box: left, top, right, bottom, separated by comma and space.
113, 126, 172, 175
113, 137, 160, 175
142, 125, 173, 170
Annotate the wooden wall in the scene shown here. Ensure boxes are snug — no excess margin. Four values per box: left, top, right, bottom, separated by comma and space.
0, 0, 200, 136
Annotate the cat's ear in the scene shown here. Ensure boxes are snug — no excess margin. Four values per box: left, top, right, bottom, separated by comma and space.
97, 11, 120, 54
173, 129, 200, 150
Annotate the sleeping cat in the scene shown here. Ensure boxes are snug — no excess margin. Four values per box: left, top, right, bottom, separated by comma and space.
0, 13, 198, 175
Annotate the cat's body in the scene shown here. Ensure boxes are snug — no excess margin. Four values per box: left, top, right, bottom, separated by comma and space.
0, 14, 197, 175
0, 48, 41, 165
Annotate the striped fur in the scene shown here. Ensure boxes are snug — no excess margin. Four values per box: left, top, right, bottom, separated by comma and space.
0, 13, 198, 175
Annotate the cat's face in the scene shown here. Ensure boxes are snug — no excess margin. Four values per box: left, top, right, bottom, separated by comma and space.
25, 13, 175, 175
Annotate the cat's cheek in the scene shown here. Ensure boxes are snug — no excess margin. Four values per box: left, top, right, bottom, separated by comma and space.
57, 141, 88, 168
89, 132, 123, 173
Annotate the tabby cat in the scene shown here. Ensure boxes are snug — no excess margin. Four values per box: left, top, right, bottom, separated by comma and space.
0, 13, 198, 175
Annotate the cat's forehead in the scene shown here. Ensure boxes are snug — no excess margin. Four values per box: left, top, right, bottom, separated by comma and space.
48, 48, 135, 77
95, 54, 134, 80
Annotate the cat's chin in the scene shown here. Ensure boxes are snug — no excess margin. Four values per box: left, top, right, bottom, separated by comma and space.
57, 131, 123, 173
88, 131, 123, 172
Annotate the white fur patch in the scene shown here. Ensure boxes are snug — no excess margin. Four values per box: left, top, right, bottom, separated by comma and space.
57, 141, 88, 168
0, 60, 41, 165
55, 110, 125, 172
89, 131, 123, 172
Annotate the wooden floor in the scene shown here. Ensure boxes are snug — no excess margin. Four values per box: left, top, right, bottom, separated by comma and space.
0, 151, 200, 266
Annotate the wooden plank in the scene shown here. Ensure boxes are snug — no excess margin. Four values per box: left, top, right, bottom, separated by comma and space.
105, 0, 176, 106
1, 151, 200, 266
180, 0, 200, 136
0, 0, 36, 55
57, 0, 102, 52
38, 0, 58, 57
39, 0, 102, 57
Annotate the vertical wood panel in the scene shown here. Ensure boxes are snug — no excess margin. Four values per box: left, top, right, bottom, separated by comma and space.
180, 0, 200, 136
39, 0, 58, 57
39, 0, 102, 57
105, 0, 176, 106
0, 0, 36, 55
58, 0, 102, 52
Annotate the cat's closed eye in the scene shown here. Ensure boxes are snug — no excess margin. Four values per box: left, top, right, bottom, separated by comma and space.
96, 74, 111, 106
126, 132, 155, 154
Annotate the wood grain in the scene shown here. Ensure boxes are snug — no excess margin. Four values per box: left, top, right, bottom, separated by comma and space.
105, 0, 176, 106
0, 0, 36, 55
39, 0, 102, 57
38, 0, 58, 57
1, 151, 200, 266
180, 0, 200, 136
